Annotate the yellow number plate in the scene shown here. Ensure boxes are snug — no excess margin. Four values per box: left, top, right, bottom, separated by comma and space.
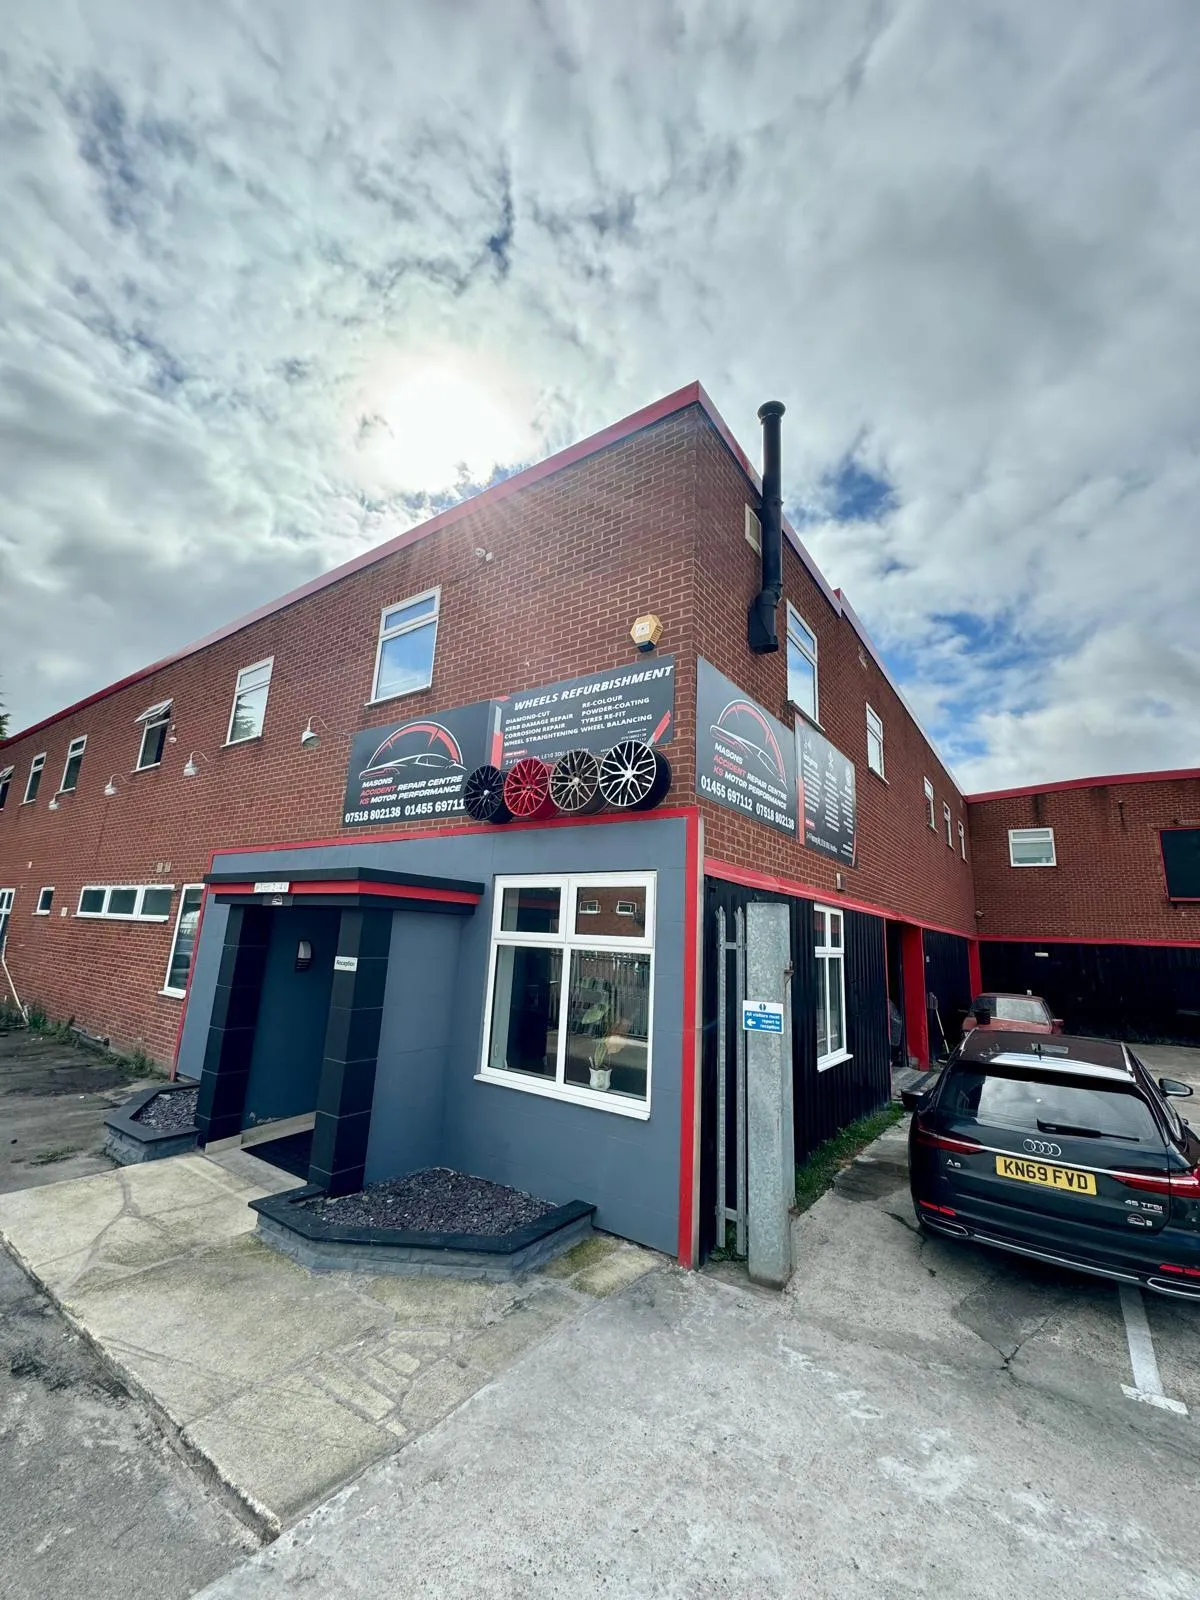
995, 1155, 1096, 1195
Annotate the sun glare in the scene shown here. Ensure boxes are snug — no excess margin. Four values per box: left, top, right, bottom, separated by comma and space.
355, 357, 533, 495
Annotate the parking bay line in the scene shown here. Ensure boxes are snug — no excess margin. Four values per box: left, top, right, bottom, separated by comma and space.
1119, 1284, 1188, 1416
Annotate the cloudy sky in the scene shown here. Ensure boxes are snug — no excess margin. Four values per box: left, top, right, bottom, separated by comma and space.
2, 1, 1197, 790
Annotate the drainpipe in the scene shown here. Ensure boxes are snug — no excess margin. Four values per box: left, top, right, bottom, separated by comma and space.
747, 400, 786, 654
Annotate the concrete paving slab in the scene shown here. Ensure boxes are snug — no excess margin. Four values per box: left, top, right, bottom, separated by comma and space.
0, 1148, 669, 1535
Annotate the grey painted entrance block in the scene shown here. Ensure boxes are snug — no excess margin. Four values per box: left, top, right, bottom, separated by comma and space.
745, 901, 795, 1289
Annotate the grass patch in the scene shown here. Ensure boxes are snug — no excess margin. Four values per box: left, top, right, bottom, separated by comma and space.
29, 1146, 80, 1167
794, 1102, 904, 1215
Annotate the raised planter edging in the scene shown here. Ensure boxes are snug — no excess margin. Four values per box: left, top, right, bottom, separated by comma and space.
250, 1185, 596, 1280
104, 1084, 200, 1166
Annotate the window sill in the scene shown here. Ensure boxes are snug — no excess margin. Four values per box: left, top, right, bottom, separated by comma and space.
364, 685, 433, 709
790, 704, 824, 733
132, 762, 162, 774
475, 1069, 651, 1120
223, 734, 263, 749
33, 910, 51, 917
817, 1049, 853, 1074
158, 987, 187, 1000
1008, 862, 1057, 869
867, 768, 888, 785
76, 913, 171, 923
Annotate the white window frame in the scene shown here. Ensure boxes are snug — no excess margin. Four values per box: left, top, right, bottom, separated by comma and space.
35, 886, 54, 915
958, 819, 967, 860
0, 888, 14, 952
943, 801, 953, 847
1008, 827, 1057, 868
923, 778, 936, 830
814, 905, 851, 1071
786, 604, 819, 724
76, 884, 175, 922
744, 505, 761, 553
59, 734, 87, 794
135, 699, 173, 771
477, 872, 656, 1120
866, 705, 885, 778
23, 753, 46, 804
161, 885, 205, 997
225, 657, 274, 746
370, 587, 441, 705
0, 765, 13, 810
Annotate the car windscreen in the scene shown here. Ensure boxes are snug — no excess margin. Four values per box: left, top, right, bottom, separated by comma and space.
942, 1067, 1161, 1145
977, 996, 1048, 1025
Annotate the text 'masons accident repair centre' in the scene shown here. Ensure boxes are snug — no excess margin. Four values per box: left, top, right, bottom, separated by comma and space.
1, 382, 1198, 1265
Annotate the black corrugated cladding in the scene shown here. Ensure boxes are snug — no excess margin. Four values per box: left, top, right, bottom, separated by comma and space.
922, 929, 973, 1059
700, 878, 891, 1259
980, 941, 1200, 1045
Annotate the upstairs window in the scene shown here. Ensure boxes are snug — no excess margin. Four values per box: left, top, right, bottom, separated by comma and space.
226, 658, 273, 745
59, 735, 87, 793
36, 886, 54, 914
958, 819, 967, 860
865, 705, 885, 778
24, 753, 46, 805
135, 700, 173, 770
0, 766, 12, 810
923, 778, 936, 830
1008, 827, 1056, 868
786, 605, 819, 723
372, 589, 440, 703
943, 801, 953, 847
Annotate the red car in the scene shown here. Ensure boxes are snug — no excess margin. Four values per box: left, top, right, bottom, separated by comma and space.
962, 992, 1063, 1035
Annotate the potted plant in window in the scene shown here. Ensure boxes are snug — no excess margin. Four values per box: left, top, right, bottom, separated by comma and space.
587, 1008, 629, 1092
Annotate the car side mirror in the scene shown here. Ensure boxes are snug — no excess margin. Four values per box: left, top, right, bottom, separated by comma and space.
1051, 1018, 1064, 1031
1159, 1078, 1194, 1099
901, 1089, 923, 1112
972, 1007, 991, 1026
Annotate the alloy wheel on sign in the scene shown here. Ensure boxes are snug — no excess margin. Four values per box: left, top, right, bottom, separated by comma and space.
462, 764, 511, 823
503, 758, 553, 819
549, 749, 603, 814
597, 740, 670, 810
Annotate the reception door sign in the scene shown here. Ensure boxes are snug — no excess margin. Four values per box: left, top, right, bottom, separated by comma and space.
342, 658, 676, 827
695, 659, 799, 838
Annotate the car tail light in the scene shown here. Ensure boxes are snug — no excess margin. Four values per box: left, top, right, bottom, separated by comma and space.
1158, 1264, 1200, 1278
914, 1125, 982, 1156
919, 1201, 958, 1217
1113, 1166, 1200, 1197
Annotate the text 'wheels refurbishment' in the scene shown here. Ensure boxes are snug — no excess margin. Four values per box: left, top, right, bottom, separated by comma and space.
503, 758, 555, 820
597, 740, 672, 811
548, 749, 604, 815
461, 765, 512, 824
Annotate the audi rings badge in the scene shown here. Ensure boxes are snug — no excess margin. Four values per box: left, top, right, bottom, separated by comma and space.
1022, 1138, 1062, 1159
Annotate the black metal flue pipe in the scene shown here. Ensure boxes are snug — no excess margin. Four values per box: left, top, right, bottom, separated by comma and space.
747, 400, 785, 653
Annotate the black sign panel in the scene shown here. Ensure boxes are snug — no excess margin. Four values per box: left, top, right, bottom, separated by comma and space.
342, 701, 496, 827
696, 659, 798, 837
498, 657, 676, 765
798, 722, 858, 866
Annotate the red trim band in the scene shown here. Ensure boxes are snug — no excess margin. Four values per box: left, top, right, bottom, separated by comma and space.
967, 768, 1200, 804
978, 932, 1200, 950
703, 856, 976, 940
211, 879, 481, 906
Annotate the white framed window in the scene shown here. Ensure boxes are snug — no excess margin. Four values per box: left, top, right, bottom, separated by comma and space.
76, 884, 175, 921
0, 889, 14, 953
1008, 827, 1056, 868
59, 735, 87, 793
866, 705, 885, 778
23, 753, 46, 804
786, 605, 819, 723
226, 658, 273, 745
478, 874, 655, 1118
0, 765, 12, 810
943, 800, 953, 847
923, 778, 936, 830
162, 886, 204, 997
135, 699, 173, 770
371, 589, 440, 703
35, 887, 54, 915
814, 905, 849, 1071
958, 819, 967, 860
744, 505, 761, 554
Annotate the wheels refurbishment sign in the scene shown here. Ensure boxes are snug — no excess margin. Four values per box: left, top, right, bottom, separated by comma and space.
341, 658, 676, 827
797, 722, 858, 866
695, 659, 798, 837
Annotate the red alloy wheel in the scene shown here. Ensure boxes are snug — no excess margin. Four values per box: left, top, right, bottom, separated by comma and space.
503, 758, 553, 819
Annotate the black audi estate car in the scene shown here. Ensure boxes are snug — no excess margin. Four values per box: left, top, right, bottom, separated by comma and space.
905, 1029, 1200, 1300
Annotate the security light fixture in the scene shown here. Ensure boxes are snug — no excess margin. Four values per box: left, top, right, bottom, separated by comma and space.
48, 797, 59, 811
104, 777, 118, 796
300, 715, 330, 750
183, 752, 211, 779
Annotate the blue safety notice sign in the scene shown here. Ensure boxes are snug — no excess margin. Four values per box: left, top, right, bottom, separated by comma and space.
742, 1000, 785, 1033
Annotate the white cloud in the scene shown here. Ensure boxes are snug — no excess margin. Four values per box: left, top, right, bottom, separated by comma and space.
0, 0, 1197, 792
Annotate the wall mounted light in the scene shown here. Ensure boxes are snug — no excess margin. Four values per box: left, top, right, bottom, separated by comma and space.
104, 777, 118, 797
183, 751, 211, 779
48, 797, 59, 811
300, 715, 330, 751
295, 940, 313, 972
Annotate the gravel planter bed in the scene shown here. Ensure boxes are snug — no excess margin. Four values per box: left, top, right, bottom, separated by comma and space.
104, 1083, 200, 1165
251, 1169, 595, 1280
134, 1086, 199, 1132
302, 1168, 555, 1235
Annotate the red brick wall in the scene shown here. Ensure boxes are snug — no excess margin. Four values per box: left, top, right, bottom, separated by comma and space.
689, 419, 977, 936
0, 408, 704, 1061
969, 778, 1200, 943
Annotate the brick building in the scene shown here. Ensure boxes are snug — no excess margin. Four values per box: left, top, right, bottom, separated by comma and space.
1, 381, 1195, 1263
